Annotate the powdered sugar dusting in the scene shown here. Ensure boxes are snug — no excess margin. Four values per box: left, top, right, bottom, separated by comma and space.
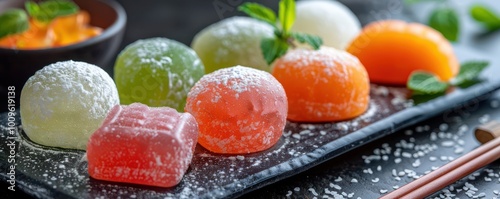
114, 37, 204, 111
20, 60, 119, 150
22, 60, 118, 120
188, 66, 275, 99
186, 65, 288, 153
276, 47, 362, 80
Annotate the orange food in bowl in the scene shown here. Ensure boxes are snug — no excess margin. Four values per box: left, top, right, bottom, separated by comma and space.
51, 11, 102, 47
346, 20, 459, 85
0, 19, 55, 49
272, 47, 370, 122
0, 11, 102, 49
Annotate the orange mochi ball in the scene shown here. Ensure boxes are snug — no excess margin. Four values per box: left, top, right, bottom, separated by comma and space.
185, 66, 288, 154
346, 20, 459, 85
272, 47, 370, 122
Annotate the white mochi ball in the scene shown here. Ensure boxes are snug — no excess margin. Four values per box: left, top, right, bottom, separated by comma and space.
292, 0, 361, 50
20, 61, 120, 150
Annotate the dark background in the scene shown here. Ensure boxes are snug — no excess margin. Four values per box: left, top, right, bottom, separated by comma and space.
114, 0, 280, 52
112, 0, 411, 55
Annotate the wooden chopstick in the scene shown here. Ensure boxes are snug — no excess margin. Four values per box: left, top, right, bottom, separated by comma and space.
380, 122, 500, 199
401, 137, 500, 198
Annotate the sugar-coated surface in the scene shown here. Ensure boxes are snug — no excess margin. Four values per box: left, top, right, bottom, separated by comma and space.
1, 84, 415, 199
20, 60, 119, 150
191, 17, 275, 73
114, 37, 205, 112
87, 103, 199, 187
186, 66, 288, 154
272, 47, 370, 122
292, 1, 361, 50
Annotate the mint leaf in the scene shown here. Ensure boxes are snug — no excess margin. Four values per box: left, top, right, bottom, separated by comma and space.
470, 5, 500, 31
452, 61, 489, 87
238, 3, 277, 27
291, 32, 323, 50
26, 0, 79, 22
407, 71, 449, 94
428, 7, 460, 42
0, 9, 29, 39
261, 38, 289, 65
279, 0, 295, 34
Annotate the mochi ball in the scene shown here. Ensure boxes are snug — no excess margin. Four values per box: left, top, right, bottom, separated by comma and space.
20, 61, 119, 150
191, 16, 275, 73
292, 0, 361, 50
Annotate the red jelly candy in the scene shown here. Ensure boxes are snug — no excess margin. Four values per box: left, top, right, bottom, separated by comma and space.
87, 103, 199, 187
185, 66, 288, 154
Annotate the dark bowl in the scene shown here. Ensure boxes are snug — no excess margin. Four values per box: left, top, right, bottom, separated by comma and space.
0, 0, 126, 112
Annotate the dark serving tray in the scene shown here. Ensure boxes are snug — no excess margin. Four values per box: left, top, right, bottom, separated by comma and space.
1, 45, 500, 199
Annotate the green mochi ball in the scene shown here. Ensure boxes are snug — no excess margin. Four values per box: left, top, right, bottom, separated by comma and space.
114, 38, 205, 111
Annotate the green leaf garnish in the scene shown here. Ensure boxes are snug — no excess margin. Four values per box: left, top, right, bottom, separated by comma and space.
407, 61, 489, 98
291, 32, 322, 50
239, 0, 323, 65
238, 3, 277, 28
451, 61, 489, 87
407, 71, 449, 94
428, 7, 460, 42
279, 0, 296, 34
261, 38, 289, 65
25, 0, 79, 22
470, 4, 500, 31
0, 9, 29, 39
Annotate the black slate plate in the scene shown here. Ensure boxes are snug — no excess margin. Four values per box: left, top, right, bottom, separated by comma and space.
1, 45, 500, 199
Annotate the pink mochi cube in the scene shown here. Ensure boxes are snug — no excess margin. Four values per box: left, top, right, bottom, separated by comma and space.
87, 103, 199, 187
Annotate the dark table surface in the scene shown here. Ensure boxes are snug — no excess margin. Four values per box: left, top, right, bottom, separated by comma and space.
2, 0, 500, 198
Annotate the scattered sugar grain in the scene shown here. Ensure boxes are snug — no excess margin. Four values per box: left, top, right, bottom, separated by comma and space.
351, 178, 358, 183
330, 183, 342, 190
479, 114, 490, 124
335, 177, 343, 182
371, 178, 379, 183
412, 159, 421, 168
454, 147, 464, 154
430, 132, 438, 141
382, 155, 389, 161
441, 141, 454, 147
402, 152, 412, 158
439, 123, 449, 131
309, 188, 319, 196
